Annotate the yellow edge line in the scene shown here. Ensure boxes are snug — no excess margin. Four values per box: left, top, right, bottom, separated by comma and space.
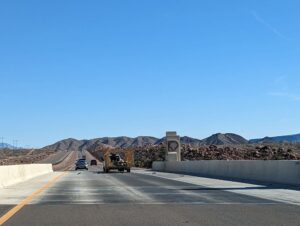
0, 171, 67, 225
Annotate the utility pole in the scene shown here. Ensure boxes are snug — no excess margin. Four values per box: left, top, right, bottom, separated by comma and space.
0, 137, 3, 149
12, 140, 18, 150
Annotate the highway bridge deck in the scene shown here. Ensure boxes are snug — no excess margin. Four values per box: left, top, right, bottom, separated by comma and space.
1, 163, 300, 226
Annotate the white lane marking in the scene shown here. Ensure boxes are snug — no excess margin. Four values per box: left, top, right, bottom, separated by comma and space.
105, 174, 155, 203
134, 170, 300, 206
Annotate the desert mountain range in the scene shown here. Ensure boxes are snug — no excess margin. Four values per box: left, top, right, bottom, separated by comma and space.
42, 133, 300, 152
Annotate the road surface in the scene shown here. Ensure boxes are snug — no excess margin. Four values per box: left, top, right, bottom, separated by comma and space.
1, 159, 300, 225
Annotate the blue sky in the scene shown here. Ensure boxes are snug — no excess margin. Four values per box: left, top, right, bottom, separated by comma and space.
0, 0, 299, 147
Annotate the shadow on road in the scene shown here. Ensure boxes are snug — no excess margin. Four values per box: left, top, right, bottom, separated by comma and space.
151, 170, 300, 191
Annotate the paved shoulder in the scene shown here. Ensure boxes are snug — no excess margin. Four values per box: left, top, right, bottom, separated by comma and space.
134, 170, 300, 206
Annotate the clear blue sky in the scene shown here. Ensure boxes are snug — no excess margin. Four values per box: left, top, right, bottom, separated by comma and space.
1, 0, 299, 147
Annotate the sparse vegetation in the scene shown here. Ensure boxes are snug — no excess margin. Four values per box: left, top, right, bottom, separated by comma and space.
88, 143, 300, 168
2, 142, 300, 167
0, 148, 56, 165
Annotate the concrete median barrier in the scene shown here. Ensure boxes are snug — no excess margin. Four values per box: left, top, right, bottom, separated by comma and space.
152, 160, 300, 186
0, 164, 53, 188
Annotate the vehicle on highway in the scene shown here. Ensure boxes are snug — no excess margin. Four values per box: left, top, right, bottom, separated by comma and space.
90, 159, 97, 166
103, 150, 133, 173
75, 159, 88, 170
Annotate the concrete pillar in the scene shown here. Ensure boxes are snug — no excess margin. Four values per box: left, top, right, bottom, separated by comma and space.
166, 131, 181, 161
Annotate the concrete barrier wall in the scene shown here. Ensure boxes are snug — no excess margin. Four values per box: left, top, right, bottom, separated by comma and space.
0, 164, 53, 188
152, 161, 165, 171
152, 160, 300, 186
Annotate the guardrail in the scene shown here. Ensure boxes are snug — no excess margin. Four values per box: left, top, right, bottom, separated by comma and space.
152, 160, 300, 186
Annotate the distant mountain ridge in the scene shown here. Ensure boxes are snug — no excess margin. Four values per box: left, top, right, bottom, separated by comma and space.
249, 134, 300, 144
201, 133, 248, 145
42, 133, 247, 151
42, 132, 300, 152
43, 137, 160, 152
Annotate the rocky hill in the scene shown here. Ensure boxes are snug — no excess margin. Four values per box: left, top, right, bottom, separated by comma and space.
43, 138, 86, 152
44, 133, 300, 152
42, 133, 248, 151
97, 136, 159, 147
250, 134, 300, 143
0, 149, 56, 165
43, 136, 160, 151
201, 133, 248, 145
92, 142, 300, 168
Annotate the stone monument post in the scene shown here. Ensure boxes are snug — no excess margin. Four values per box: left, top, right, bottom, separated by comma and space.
166, 131, 181, 161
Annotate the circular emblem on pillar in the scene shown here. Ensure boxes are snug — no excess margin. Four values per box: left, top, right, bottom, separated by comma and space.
168, 141, 179, 152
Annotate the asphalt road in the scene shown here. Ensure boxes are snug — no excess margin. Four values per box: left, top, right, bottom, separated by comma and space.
1, 163, 300, 225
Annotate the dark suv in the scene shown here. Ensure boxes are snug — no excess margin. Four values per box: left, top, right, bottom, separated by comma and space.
75, 159, 88, 170
90, 159, 97, 166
